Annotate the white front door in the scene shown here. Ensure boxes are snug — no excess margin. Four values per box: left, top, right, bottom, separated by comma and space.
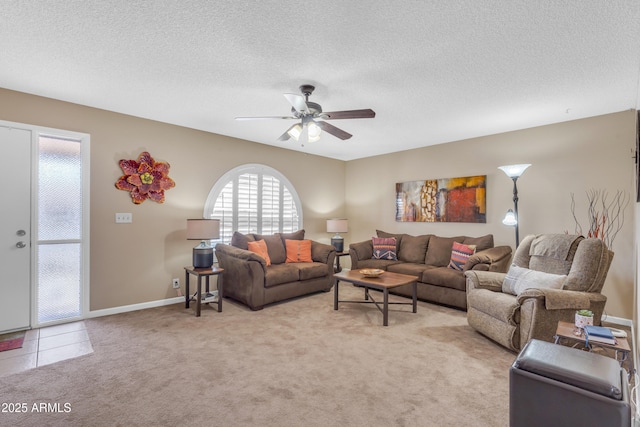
0, 126, 32, 332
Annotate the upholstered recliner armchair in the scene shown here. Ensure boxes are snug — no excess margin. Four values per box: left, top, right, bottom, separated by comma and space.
465, 234, 613, 352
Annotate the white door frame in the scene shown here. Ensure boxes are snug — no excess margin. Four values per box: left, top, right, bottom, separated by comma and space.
0, 119, 90, 329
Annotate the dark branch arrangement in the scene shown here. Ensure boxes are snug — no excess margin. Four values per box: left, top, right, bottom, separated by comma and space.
570, 189, 629, 249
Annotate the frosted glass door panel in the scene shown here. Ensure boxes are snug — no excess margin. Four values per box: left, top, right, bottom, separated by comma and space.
38, 244, 81, 322
38, 137, 82, 240
37, 135, 83, 324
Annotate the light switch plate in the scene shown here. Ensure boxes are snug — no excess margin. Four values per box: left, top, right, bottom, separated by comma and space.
115, 213, 132, 223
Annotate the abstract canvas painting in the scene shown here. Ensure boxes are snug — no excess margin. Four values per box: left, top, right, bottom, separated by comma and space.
396, 175, 486, 223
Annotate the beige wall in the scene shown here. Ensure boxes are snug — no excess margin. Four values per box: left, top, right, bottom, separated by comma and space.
346, 110, 637, 319
1, 88, 636, 320
0, 88, 346, 310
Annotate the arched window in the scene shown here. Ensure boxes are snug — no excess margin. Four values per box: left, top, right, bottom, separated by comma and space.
204, 164, 303, 244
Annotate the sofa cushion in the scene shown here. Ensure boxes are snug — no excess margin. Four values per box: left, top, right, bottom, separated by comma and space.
264, 263, 300, 287
296, 262, 329, 281
421, 267, 467, 291
247, 240, 271, 266
448, 242, 476, 271
387, 262, 434, 277
502, 264, 567, 296
372, 237, 398, 260
231, 231, 255, 250
254, 233, 287, 264
376, 230, 403, 253
463, 234, 494, 252
285, 239, 313, 263
278, 229, 305, 245
424, 236, 465, 267
355, 259, 403, 270
398, 234, 431, 263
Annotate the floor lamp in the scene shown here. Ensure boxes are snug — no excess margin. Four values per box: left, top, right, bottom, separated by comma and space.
498, 164, 531, 248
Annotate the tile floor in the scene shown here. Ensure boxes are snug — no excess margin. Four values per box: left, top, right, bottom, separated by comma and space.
0, 321, 93, 378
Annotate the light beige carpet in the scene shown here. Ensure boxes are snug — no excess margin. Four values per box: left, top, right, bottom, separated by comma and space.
1, 285, 516, 426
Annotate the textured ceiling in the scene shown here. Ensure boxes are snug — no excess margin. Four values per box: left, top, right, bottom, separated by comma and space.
2, 1, 640, 161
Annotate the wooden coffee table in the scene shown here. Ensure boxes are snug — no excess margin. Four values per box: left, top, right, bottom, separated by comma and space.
333, 270, 418, 326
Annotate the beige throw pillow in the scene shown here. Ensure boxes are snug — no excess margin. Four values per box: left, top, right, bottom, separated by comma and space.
502, 264, 567, 296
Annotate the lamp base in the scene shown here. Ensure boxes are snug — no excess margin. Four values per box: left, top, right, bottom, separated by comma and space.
331, 237, 344, 253
193, 247, 213, 269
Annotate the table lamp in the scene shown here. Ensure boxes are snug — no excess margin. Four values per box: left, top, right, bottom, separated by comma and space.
187, 219, 220, 268
327, 218, 348, 252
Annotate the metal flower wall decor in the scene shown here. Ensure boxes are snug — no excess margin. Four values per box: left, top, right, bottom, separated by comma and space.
115, 151, 175, 204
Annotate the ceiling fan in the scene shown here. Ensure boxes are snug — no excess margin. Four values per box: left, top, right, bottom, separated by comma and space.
235, 84, 375, 142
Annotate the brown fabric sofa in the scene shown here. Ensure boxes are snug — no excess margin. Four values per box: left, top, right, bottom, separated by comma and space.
215, 230, 336, 310
349, 231, 512, 310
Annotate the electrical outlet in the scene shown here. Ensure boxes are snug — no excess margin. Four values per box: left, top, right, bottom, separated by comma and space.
115, 213, 132, 223
172, 278, 180, 289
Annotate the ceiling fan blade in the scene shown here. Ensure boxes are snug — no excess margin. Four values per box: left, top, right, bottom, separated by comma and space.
316, 121, 352, 140
235, 116, 297, 120
277, 124, 300, 141
322, 109, 376, 120
284, 93, 310, 114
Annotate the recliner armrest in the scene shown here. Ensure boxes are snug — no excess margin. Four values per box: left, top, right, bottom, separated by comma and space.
465, 270, 506, 292
517, 288, 607, 311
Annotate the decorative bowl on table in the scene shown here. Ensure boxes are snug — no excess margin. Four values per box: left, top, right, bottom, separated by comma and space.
359, 268, 384, 278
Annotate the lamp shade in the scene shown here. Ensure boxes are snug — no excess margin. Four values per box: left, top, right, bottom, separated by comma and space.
502, 209, 517, 226
326, 219, 348, 233
187, 219, 220, 240
498, 164, 531, 178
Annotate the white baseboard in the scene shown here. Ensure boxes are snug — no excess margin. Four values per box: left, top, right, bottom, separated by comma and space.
601, 314, 633, 327
88, 296, 183, 319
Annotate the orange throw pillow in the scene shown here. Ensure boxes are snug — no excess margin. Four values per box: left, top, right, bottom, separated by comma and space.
285, 239, 313, 263
247, 239, 271, 266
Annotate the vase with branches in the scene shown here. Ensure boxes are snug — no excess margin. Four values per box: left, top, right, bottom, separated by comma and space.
570, 189, 629, 249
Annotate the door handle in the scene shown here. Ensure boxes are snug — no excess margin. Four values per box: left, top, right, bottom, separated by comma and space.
16, 241, 26, 249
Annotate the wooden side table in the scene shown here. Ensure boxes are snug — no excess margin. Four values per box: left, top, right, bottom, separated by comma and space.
554, 320, 633, 376
184, 266, 224, 317
334, 251, 350, 273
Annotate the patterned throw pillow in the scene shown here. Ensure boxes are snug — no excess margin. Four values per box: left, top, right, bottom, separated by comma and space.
285, 239, 313, 263
448, 242, 476, 271
372, 237, 397, 260
247, 239, 271, 266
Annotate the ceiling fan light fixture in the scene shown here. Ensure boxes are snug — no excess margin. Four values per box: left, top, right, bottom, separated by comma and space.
287, 123, 303, 140
307, 121, 321, 141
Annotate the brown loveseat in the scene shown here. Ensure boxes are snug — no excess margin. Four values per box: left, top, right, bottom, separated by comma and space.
349, 231, 512, 310
215, 230, 336, 310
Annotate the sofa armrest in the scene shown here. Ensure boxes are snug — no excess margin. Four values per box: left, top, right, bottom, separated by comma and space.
349, 240, 373, 270
311, 241, 336, 265
464, 245, 513, 273
215, 243, 268, 267
465, 270, 506, 292
215, 243, 268, 310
